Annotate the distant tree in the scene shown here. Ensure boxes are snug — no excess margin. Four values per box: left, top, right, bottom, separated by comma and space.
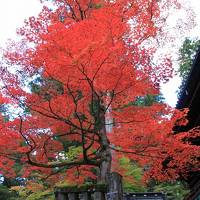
119, 157, 189, 200
178, 38, 200, 96
178, 38, 200, 80
151, 181, 189, 200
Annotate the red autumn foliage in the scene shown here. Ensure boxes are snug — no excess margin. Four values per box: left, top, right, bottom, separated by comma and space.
0, 0, 199, 184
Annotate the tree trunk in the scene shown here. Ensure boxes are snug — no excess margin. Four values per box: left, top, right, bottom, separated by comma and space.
91, 96, 111, 200
97, 142, 112, 184
97, 114, 123, 200
98, 101, 112, 183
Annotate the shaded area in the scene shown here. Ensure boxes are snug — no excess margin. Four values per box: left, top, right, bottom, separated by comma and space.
176, 48, 200, 200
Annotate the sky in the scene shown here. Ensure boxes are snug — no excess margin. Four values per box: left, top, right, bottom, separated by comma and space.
0, 0, 42, 47
159, 0, 200, 106
0, 0, 200, 107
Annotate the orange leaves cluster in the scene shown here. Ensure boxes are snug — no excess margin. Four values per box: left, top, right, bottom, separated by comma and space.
0, 0, 199, 184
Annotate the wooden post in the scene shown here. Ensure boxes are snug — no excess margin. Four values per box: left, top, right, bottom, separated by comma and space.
106, 172, 123, 200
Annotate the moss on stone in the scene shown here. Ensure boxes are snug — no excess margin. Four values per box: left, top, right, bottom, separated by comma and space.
55, 183, 108, 193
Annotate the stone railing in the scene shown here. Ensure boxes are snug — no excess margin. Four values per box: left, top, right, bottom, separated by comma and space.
55, 183, 108, 200
55, 172, 123, 200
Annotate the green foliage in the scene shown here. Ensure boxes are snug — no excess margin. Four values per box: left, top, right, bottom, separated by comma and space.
178, 38, 200, 81
11, 186, 31, 199
0, 104, 12, 121
119, 157, 189, 200
66, 146, 82, 161
152, 181, 189, 200
29, 77, 42, 93
56, 146, 82, 162
11, 186, 54, 200
178, 38, 200, 97
29, 77, 64, 100
3, 177, 23, 188
120, 157, 146, 192
133, 94, 164, 107
30, 83, 41, 94
58, 139, 81, 152
26, 190, 54, 200
113, 94, 164, 111
0, 185, 18, 200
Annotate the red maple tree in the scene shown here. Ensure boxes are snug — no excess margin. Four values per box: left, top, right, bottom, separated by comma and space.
0, 0, 199, 185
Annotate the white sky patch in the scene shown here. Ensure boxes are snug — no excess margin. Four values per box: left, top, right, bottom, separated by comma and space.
0, 0, 200, 107
159, 0, 200, 107
160, 75, 182, 107
0, 0, 42, 47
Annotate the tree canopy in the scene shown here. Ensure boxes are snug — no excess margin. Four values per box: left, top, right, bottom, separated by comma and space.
0, 0, 199, 186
